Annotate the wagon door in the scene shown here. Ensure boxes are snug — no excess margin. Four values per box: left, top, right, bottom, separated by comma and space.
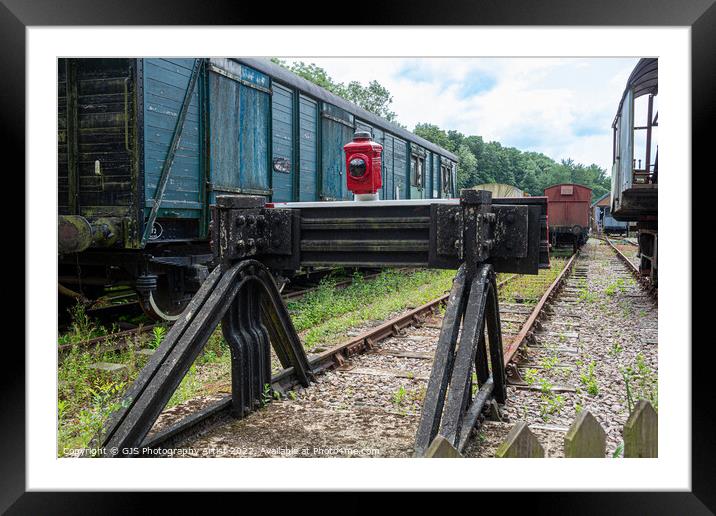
320, 102, 354, 200
424, 152, 433, 199
143, 58, 204, 242
432, 154, 440, 199
393, 137, 408, 200
409, 146, 426, 199
371, 127, 385, 199
271, 83, 294, 202
58, 58, 136, 222
612, 88, 634, 215
382, 134, 395, 200
298, 95, 318, 201
208, 59, 271, 201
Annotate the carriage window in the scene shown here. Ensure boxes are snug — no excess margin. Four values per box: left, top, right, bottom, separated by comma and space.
451, 165, 456, 195
410, 156, 419, 187
417, 157, 424, 187
442, 165, 451, 195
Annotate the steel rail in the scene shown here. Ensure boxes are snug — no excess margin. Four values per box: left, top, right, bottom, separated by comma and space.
605, 236, 639, 274
141, 273, 518, 451
502, 252, 578, 365
604, 236, 657, 298
58, 323, 160, 354
281, 272, 382, 300
59, 271, 384, 355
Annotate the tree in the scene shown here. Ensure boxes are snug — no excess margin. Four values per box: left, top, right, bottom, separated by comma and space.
414, 121, 610, 201
455, 144, 478, 189
271, 58, 610, 201
413, 123, 452, 151
272, 58, 397, 122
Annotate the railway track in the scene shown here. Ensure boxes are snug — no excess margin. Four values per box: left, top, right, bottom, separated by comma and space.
604, 236, 656, 298
59, 269, 383, 356
465, 238, 658, 457
138, 261, 575, 456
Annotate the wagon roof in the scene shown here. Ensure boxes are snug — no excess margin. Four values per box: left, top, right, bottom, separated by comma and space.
591, 192, 609, 207
235, 58, 459, 162
544, 183, 593, 192
612, 58, 658, 126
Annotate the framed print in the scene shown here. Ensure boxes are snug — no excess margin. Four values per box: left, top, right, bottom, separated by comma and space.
5, 0, 712, 511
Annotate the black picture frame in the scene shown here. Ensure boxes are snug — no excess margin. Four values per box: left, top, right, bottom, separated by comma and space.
6, 0, 711, 512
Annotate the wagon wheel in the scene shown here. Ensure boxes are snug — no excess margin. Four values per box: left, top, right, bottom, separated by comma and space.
138, 275, 190, 322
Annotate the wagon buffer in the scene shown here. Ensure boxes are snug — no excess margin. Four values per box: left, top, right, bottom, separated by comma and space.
100, 189, 548, 457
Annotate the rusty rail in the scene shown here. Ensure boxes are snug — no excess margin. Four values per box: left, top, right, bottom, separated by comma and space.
503, 253, 578, 365
605, 237, 639, 274
59, 271, 384, 355
281, 272, 382, 300
58, 323, 159, 354
604, 237, 657, 298
142, 273, 518, 451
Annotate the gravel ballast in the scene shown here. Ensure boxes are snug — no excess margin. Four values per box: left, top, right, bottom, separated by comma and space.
157, 239, 657, 458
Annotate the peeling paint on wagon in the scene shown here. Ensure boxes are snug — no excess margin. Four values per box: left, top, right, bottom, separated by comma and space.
271, 83, 294, 202
58, 57, 460, 318
143, 58, 202, 225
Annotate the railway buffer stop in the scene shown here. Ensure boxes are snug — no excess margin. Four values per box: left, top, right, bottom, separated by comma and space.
99, 132, 549, 457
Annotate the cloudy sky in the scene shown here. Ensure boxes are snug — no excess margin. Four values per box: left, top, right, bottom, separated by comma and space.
284, 57, 639, 172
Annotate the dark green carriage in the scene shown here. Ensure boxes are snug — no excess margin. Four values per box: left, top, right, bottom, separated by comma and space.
58, 57, 459, 319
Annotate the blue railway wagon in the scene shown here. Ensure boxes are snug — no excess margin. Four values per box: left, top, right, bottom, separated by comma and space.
382, 133, 395, 200
602, 206, 628, 235
58, 57, 458, 319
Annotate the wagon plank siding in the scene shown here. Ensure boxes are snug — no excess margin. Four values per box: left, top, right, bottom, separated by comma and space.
208, 71, 240, 197
382, 134, 395, 200
298, 95, 318, 202
58, 58, 136, 214
271, 83, 294, 202
238, 67, 270, 194
394, 137, 407, 200
321, 103, 354, 201
143, 58, 202, 221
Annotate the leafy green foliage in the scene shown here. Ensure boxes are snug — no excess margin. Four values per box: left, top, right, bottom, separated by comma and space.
620, 353, 658, 412
539, 392, 565, 421
270, 59, 609, 199
413, 124, 611, 201
287, 269, 455, 349
612, 441, 624, 458
579, 361, 599, 396
391, 386, 407, 405
271, 58, 397, 122
150, 326, 167, 349
57, 302, 114, 346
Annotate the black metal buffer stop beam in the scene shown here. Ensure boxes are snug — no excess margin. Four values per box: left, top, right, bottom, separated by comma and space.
99, 190, 548, 457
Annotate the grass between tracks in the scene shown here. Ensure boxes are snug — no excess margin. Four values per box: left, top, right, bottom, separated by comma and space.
498, 256, 567, 304
56, 260, 574, 455
56, 268, 456, 455
289, 269, 456, 349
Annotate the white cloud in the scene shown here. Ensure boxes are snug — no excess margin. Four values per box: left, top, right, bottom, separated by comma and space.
281, 57, 640, 172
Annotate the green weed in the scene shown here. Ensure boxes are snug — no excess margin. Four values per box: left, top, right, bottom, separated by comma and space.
620, 352, 658, 412
150, 326, 167, 349
579, 361, 599, 396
